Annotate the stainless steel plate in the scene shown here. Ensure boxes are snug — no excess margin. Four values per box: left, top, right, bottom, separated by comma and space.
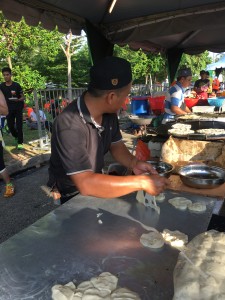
178, 164, 225, 189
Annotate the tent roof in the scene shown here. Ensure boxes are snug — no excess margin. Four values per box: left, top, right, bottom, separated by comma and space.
1, 0, 225, 54
206, 55, 225, 70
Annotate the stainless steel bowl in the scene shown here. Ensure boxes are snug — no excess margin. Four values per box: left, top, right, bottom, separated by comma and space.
128, 115, 154, 125
178, 164, 225, 189
147, 161, 174, 178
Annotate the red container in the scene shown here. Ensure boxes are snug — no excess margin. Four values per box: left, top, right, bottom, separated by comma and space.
148, 96, 165, 115
184, 98, 199, 108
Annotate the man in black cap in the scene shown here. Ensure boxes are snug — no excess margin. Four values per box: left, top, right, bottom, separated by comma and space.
48, 56, 169, 204
162, 67, 192, 124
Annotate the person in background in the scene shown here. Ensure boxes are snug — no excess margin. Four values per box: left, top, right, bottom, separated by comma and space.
0, 67, 25, 150
48, 56, 169, 204
0, 90, 15, 197
212, 76, 220, 93
194, 70, 210, 99
26, 105, 47, 130
205, 71, 212, 95
162, 67, 192, 124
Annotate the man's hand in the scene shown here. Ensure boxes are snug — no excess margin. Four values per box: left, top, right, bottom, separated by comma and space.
143, 174, 170, 196
132, 160, 158, 175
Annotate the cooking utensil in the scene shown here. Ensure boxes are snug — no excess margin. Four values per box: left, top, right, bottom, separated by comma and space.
128, 114, 154, 125
178, 164, 225, 189
147, 160, 174, 178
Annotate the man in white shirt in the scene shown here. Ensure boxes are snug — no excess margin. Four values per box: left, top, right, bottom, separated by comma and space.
26, 105, 47, 130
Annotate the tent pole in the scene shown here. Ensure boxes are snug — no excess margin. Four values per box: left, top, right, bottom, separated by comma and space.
166, 48, 183, 85
85, 20, 114, 65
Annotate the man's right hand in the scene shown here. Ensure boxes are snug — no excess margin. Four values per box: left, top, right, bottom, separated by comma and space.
143, 174, 170, 196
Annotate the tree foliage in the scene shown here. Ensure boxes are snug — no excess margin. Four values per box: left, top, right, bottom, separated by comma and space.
179, 52, 213, 81
0, 11, 214, 92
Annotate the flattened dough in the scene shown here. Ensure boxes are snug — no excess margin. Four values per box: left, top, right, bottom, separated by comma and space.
155, 193, 165, 202
188, 202, 206, 213
168, 197, 192, 210
140, 231, 164, 249
162, 229, 188, 248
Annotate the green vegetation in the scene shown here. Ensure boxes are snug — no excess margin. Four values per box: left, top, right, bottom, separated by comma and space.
3, 123, 39, 152
0, 11, 215, 92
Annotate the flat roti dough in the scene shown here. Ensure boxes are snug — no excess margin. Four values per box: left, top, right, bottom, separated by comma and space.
111, 287, 141, 299
140, 231, 164, 249
162, 229, 188, 248
155, 193, 165, 202
168, 197, 192, 210
188, 202, 206, 213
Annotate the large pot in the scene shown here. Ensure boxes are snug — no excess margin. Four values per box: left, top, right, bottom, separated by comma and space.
178, 164, 225, 189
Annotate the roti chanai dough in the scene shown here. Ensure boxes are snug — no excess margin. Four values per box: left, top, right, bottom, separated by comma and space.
168, 197, 192, 210
188, 202, 206, 213
155, 193, 165, 202
140, 231, 165, 249
173, 230, 225, 300
162, 229, 188, 248
52, 272, 140, 300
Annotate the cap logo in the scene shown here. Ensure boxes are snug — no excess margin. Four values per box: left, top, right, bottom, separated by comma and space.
111, 78, 118, 86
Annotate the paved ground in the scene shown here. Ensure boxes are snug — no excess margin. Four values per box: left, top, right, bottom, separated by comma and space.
0, 164, 55, 244
0, 130, 137, 244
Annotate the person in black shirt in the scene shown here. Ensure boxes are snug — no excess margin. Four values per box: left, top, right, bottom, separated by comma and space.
0, 67, 25, 150
194, 70, 210, 100
48, 56, 169, 204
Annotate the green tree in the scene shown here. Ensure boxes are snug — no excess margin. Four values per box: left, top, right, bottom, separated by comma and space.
114, 45, 166, 84
179, 52, 212, 81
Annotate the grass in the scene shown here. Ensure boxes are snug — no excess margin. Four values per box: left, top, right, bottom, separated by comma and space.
2, 122, 49, 168
3, 122, 40, 152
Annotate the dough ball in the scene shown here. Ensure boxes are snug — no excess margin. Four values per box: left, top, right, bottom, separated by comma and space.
155, 193, 165, 202
168, 197, 192, 210
52, 282, 76, 300
188, 202, 206, 213
76, 281, 93, 292
111, 287, 141, 299
173, 230, 225, 299
90, 272, 118, 293
140, 231, 164, 249
83, 287, 111, 299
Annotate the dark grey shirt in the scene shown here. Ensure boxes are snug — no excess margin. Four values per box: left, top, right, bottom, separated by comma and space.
49, 92, 122, 194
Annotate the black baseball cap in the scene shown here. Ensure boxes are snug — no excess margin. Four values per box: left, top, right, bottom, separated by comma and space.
88, 56, 132, 90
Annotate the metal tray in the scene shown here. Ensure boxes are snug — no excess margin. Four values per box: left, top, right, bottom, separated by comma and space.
178, 164, 225, 189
